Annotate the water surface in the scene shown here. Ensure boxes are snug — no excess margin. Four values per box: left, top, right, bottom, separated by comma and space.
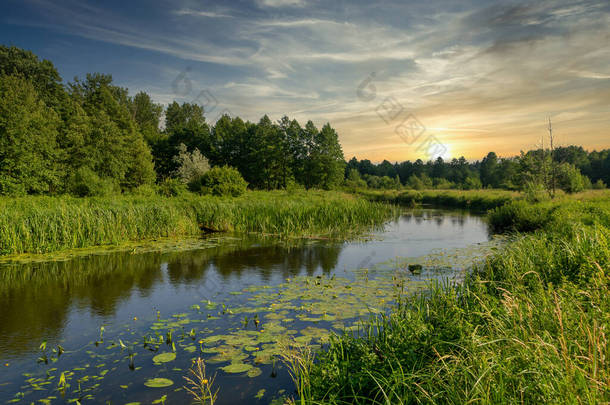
0, 209, 491, 404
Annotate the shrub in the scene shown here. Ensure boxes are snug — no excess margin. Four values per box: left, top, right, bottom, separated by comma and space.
344, 169, 367, 189
129, 184, 158, 197
593, 179, 606, 190
523, 181, 550, 203
433, 178, 454, 189
488, 200, 551, 232
158, 178, 189, 197
67, 167, 119, 197
406, 175, 425, 190
173, 144, 210, 184
462, 176, 482, 190
197, 166, 248, 197
556, 162, 586, 193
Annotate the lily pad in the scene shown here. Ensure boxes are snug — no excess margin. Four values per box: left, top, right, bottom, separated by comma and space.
152, 352, 176, 363
247, 367, 263, 378
144, 378, 174, 388
221, 363, 253, 374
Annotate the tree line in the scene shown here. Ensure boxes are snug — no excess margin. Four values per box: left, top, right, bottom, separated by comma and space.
0, 46, 607, 197
345, 146, 609, 193
0, 46, 345, 196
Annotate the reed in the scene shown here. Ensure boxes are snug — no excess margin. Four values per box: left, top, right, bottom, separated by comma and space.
296, 192, 610, 404
0, 190, 398, 255
358, 189, 518, 211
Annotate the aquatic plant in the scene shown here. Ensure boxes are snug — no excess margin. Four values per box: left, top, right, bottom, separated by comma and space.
278, 340, 315, 405
184, 358, 218, 405
358, 188, 519, 210
0, 190, 398, 255
296, 193, 610, 403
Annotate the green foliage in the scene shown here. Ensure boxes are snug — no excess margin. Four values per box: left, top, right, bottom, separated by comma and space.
196, 166, 248, 197
556, 162, 587, 193
129, 184, 159, 197
523, 180, 550, 203
300, 194, 610, 404
0, 75, 61, 195
2, 46, 608, 197
593, 179, 607, 189
0, 191, 397, 255
66, 167, 119, 197
359, 189, 517, 210
488, 200, 551, 232
343, 169, 367, 189
462, 175, 482, 190
432, 177, 454, 189
173, 144, 210, 184
308, 123, 345, 190
0, 45, 66, 109
405, 174, 427, 190
157, 178, 188, 197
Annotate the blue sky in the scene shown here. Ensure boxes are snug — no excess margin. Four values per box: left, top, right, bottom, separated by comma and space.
1, 0, 609, 161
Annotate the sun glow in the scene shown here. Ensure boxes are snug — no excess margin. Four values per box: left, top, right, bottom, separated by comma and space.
428, 143, 452, 161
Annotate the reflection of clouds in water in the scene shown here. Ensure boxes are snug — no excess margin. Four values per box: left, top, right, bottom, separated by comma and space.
0, 210, 488, 360
0, 239, 344, 356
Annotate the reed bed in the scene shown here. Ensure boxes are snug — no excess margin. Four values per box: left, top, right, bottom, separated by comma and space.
294, 192, 610, 404
358, 189, 518, 210
0, 190, 398, 255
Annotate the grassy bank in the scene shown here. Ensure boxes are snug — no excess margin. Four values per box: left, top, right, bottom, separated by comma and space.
293, 191, 610, 404
357, 189, 519, 210
0, 191, 398, 255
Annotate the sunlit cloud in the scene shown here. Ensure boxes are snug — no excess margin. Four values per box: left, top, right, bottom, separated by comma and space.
3, 0, 609, 161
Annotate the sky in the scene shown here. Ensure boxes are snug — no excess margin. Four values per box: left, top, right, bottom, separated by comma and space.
1, 0, 609, 162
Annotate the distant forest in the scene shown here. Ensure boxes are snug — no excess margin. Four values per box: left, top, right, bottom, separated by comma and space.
0, 45, 608, 196
346, 146, 609, 193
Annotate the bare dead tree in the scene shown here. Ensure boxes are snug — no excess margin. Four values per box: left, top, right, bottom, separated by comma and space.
548, 117, 556, 198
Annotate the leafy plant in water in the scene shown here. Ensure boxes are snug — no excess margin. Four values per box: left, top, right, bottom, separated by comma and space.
38, 341, 48, 364
95, 326, 105, 346
278, 339, 314, 404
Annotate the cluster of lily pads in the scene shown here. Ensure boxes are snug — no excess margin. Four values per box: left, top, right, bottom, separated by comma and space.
3, 238, 502, 404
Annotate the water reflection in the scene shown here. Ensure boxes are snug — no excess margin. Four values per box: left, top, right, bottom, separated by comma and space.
0, 239, 343, 357
0, 209, 489, 361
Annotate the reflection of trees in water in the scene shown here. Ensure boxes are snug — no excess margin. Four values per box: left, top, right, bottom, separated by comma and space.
401, 210, 470, 228
0, 252, 166, 356
164, 238, 342, 284
0, 238, 343, 356
211, 243, 342, 281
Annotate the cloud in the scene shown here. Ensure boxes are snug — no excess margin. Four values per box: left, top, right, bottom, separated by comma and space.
173, 9, 233, 18
8, 0, 610, 160
257, 0, 306, 7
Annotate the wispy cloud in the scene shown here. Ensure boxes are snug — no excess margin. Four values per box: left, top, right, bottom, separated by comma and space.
5, 0, 609, 160
257, 0, 306, 8
173, 9, 233, 18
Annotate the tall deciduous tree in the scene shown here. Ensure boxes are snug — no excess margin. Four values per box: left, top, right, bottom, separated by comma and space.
308, 123, 345, 189
0, 75, 61, 195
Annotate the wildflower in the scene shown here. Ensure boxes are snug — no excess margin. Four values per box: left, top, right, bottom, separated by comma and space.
133, 317, 138, 321
202, 379, 208, 384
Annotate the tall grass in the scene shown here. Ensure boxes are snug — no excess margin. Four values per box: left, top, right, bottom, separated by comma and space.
295, 192, 610, 404
358, 189, 518, 211
0, 190, 398, 255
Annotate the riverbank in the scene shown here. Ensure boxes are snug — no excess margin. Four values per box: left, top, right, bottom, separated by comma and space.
356, 189, 519, 210
0, 191, 398, 256
293, 190, 610, 403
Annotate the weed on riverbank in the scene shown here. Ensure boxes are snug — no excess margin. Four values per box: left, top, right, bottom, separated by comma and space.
295, 192, 610, 404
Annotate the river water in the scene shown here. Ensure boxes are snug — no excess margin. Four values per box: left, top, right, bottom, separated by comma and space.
0, 209, 492, 404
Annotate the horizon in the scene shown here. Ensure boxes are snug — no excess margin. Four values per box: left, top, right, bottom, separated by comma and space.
1, 0, 609, 162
